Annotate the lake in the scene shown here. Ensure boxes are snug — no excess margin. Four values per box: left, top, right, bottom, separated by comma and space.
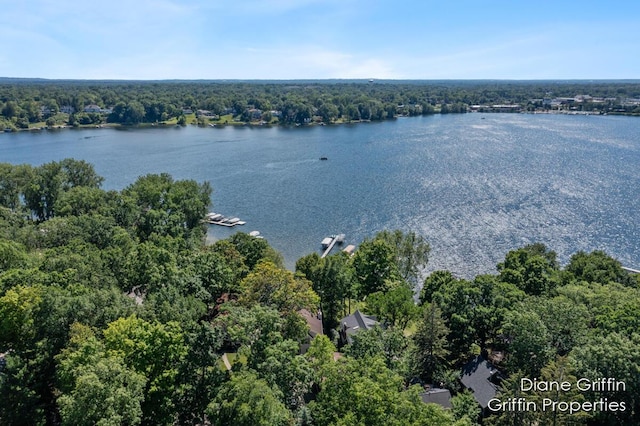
1, 114, 639, 278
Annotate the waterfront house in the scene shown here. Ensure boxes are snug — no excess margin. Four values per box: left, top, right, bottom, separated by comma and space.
338, 310, 379, 345
420, 387, 452, 409
83, 104, 103, 113
298, 308, 323, 354
460, 355, 502, 412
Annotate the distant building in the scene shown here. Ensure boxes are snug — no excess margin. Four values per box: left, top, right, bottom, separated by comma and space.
83, 104, 103, 113
246, 108, 262, 120
197, 109, 218, 118
489, 104, 522, 113
60, 106, 75, 114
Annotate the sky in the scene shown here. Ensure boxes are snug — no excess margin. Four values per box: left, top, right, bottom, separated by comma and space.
1, 0, 639, 80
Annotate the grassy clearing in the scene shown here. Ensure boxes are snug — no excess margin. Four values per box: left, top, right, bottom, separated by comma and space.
218, 352, 248, 372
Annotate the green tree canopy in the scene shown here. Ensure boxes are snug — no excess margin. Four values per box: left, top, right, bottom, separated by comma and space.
239, 261, 319, 313
564, 250, 634, 287
310, 356, 458, 426
374, 230, 430, 288
207, 371, 292, 426
103, 316, 187, 425
497, 243, 559, 296
56, 323, 146, 426
352, 237, 401, 297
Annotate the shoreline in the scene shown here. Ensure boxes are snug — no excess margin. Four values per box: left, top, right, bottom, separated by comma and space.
3, 109, 638, 135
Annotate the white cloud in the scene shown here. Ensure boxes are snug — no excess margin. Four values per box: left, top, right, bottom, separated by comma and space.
199, 46, 400, 79
2, 1, 639, 79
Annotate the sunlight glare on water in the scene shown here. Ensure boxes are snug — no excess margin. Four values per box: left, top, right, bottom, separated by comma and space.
1, 113, 638, 278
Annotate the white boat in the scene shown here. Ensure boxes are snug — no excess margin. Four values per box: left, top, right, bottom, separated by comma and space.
205, 212, 245, 227
321, 237, 333, 248
249, 231, 260, 237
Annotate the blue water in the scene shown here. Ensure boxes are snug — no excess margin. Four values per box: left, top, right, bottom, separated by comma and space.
1, 114, 639, 278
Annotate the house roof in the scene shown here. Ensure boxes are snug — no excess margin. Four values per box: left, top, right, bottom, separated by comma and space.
420, 388, 452, 409
461, 355, 500, 409
298, 309, 323, 337
340, 310, 378, 338
342, 310, 378, 334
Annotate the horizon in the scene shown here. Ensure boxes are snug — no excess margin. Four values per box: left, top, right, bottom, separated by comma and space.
2, 1, 640, 80
3, 77, 640, 84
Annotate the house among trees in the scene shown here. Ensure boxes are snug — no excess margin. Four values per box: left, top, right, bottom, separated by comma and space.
338, 310, 379, 345
83, 104, 112, 114
298, 309, 323, 354
460, 355, 502, 413
419, 387, 452, 409
83, 104, 103, 113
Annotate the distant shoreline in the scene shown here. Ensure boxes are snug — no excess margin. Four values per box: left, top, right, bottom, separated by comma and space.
2, 79, 639, 132
4, 109, 639, 135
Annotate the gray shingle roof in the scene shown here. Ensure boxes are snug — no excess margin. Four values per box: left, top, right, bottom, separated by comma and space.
339, 310, 379, 344
461, 355, 500, 409
420, 388, 452, 409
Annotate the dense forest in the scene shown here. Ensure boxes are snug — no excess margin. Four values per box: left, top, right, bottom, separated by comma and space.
1, 79, 640, 130
1, 159, 639, 425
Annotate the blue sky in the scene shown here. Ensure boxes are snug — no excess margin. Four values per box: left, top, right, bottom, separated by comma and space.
2, 0, 639, 80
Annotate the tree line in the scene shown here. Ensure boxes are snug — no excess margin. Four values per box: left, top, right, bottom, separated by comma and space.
1, 159, 639, 425
2, 80, 640, 130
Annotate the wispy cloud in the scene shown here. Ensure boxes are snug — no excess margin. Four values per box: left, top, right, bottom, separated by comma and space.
1, 1, 639, 79
204, 0, 345, 16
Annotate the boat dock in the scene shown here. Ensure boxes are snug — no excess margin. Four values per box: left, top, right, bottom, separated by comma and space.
622, 266, 640, 274
204, 212, 246, 227
321, 234, 345, 258
342, 244, 356, 255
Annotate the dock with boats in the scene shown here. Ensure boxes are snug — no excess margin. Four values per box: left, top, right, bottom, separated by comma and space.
204, 212, 246, 227
321, 234, 345, 258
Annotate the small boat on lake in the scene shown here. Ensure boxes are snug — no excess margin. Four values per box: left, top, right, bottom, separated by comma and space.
320, 157, 328, 160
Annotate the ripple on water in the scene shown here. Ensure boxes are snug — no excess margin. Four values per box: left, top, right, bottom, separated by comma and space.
1, 114, 639, 277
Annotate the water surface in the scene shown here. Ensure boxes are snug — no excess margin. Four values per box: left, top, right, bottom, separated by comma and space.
2, 114, 638, 277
